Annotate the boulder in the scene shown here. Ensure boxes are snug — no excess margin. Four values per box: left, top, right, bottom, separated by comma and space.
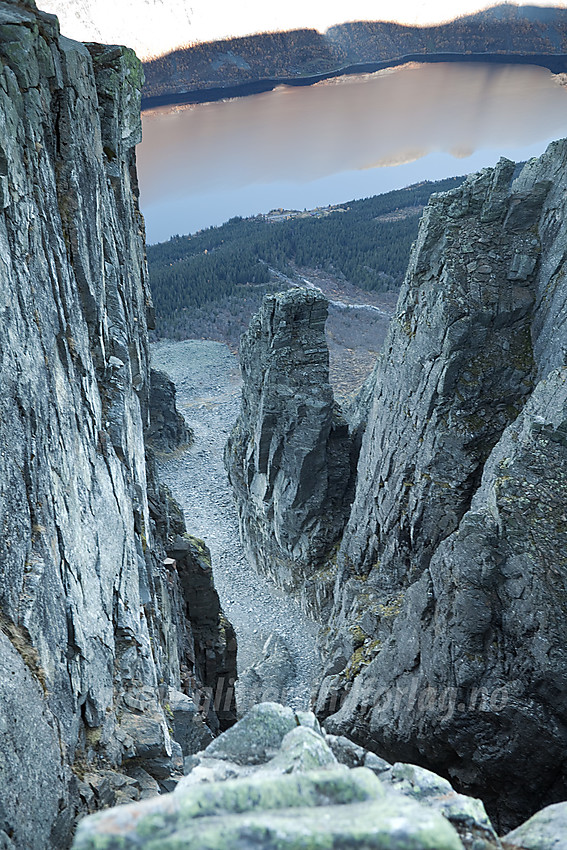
504, 801, 567, 849
72, 703, 464, 850
200, 702, 300, 766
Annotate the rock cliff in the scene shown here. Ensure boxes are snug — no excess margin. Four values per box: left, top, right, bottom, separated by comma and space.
228, 141, 567, 829
0, 2, 235, 848
224, 288, 357, 603
146, 368, 192, 455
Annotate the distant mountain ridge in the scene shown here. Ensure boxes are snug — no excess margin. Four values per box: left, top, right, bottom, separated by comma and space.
142, 4, 567, 106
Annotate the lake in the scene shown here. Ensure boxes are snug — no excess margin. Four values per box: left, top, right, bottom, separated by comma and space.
137, 61, 567, 244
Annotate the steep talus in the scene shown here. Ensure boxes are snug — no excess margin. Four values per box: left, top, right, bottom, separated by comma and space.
225, 288, 356, 600
228, 140, 567, 830
0, 3, 235, 847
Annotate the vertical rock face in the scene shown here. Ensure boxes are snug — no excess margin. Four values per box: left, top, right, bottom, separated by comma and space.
146, 368, 192, 455
224, 288, 356, 596
166, 534, 237, 731
227, 141, 567, 829
338, 157, 541, 587
318, 145, 567, 829
0, 3, 235, 848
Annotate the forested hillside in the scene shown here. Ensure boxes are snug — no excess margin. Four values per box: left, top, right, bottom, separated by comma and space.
142, 5, 567, 104
148, 176, 464, 342
325, 7, 567, 63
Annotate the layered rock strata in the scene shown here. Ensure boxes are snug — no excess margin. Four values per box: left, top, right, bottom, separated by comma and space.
228, 143, 567, 829
225, 288, 357, 600
0, 3, 235, 847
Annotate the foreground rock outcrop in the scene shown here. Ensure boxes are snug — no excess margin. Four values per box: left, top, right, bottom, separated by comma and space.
0, 3, 235, 847
228, 142, 567, 830
72, 702, 502, 850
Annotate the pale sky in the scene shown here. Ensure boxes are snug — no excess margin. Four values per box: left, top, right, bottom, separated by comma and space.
191, 0, 567, 36
40, 0, 567, 59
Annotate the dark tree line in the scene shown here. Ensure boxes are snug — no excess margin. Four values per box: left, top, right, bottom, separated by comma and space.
148, 176, 465, 339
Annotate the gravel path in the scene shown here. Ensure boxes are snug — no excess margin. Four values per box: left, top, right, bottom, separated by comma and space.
151, 339, 321, 711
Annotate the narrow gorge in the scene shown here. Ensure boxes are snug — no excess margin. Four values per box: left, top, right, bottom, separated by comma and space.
2, 0, 567, 848
150, 338, 321, 713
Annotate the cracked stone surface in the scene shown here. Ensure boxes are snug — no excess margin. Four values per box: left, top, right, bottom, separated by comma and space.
0, 5, 234, 847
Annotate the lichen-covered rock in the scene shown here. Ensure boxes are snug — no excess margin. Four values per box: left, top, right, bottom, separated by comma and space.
201, 702, 300, 766
325, 734, 391, 774
72, 703, 465, 850
179, 704, 330, 789
0, 4, 234, 847
382, 763, 500, 849
504, 801, 567, 849
73, 782, 464, 850
323, 734, 498, 850
266, 725, 338, 773
224, 288, 357, 597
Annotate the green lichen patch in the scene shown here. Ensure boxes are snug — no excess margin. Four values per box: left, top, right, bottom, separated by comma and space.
348, 625, 366, 649
183, 533, 212, 568
343, 639, 382, 682
72, 769, 463, 849
377, 592, 405, 619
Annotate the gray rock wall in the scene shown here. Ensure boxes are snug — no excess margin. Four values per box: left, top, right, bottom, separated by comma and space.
318, 146, 567, 830
146, 368, 192, 454
225, 288, 356, 599
338, 157, 541, 586
226, 141, 567, 830
0, 3, 234, 847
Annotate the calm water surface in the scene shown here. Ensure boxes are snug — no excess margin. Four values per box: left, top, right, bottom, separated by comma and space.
138, 62, 567, 243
